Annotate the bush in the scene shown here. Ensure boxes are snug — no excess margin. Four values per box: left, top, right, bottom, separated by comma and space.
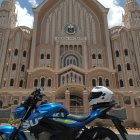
115, 105, 121, 108
94, 119, 113, 127
0, 118, 9, 124
124, 120, 139, 128
8, 119, 18, 125
95, 121, 104, 127
2, 106, 9, 109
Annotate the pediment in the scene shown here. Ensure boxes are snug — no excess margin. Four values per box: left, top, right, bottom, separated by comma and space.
34, 0, 109, 46
33, 0, 108, 14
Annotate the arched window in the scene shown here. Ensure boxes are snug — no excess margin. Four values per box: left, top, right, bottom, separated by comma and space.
34, 79, 38, 87
41, 54, 44, 59
48, 79, 52, 87
117, 64, 122, 72
120, 80, 124, 87
92, 79, 96, 87
12, 63, 16, 70
0, 101, 3, 108
47, 54, 50, 59
124, 49, 128, 56
62, 76, 65, 83
79, 76, 81, 82
75, 75, 77, 82
99, 77, 103, 86
116, 51, 119, 57
73, 59, 76, 65
41, 78, 45, 87
106, 79, 110, 87
21, 65, 25, 72
23, 51, 27, 57
19, 80, 23, 87
14, 49, 18, 56
92, 54, 96, 59
98, 54, 102, 59
14, 100, 18, 105
10, 79, 14, 86
129, 79, 134, 86
127, 63, 131, 70
70, 59, 73, 64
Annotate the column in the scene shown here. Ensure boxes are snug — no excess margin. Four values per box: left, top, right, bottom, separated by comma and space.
130, 94, 138, 122
65, 89, 70, 111
19, 96, 23, 105
83, 89, 89, 113
55, 42, 60, 70
103, 12, 113, 69
83, 44, 88, 70
0, 29, 10, 87
29, 11, 38, 70
51, 90, 56, 102
132, 31, 140, 77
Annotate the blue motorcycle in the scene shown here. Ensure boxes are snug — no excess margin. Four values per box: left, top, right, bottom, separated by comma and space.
0, 88, 128, 140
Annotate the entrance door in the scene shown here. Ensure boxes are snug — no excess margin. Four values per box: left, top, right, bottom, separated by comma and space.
70, 95, 83, 114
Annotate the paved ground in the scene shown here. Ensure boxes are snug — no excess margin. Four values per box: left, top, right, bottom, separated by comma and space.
113, 129, 140, 140
25, 129, 140, 140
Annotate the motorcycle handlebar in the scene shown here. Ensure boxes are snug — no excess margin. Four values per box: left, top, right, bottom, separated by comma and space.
21, 87, 45, 108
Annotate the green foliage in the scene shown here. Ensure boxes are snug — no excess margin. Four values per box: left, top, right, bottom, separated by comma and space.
0, 118, 19, 125
124, 120, 140, 128
2, 106, 9, 109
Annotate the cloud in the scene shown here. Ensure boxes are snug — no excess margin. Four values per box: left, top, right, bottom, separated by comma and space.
15, 1, 34, 28
28, 0, 38, 7
98, 0, 125, 28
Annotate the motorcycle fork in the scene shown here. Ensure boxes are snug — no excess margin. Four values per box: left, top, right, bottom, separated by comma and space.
100, 114, 128, 140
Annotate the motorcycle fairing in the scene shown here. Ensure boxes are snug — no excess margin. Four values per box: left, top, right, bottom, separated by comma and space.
0, 125, 27, 140
49, 108, 102, 128
0, 125, 16, 137
21, 103, 69, 130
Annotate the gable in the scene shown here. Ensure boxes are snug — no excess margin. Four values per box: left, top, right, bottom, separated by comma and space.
34, 0, 108, 46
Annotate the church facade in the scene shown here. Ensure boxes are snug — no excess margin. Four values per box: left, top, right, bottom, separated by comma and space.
0, 0, 140, 122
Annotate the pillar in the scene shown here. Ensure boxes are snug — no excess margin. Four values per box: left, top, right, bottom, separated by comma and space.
83, 89, 89, 113
103, 12, 113, 69
0, 29, 10, 87
130, 94, 138, 122
55, 42, 60, 70
65, 89, 70, 111
29, 11, 38, 70
51, 90, 56, 102
83, 44, 88, 70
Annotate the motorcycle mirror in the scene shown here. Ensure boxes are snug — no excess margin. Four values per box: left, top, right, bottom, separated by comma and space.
36, 86, 44, 92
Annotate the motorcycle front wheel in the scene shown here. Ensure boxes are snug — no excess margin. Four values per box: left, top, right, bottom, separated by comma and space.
81, 127, 119, 140
0, 134, 26, 140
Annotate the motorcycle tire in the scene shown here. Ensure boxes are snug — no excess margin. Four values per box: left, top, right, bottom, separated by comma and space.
0, 134, 25, 140
81, 127, 119, 140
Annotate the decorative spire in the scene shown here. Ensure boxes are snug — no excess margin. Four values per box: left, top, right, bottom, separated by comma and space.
123, 0, 140, 28
1, 0, 16, 12
124, 0, 139, 12
0, 0, 17, 28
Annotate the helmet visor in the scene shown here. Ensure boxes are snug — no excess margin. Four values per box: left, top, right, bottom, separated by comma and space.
89, 92, 103, 101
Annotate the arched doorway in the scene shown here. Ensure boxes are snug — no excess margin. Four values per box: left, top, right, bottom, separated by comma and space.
56, 85, 85, 114
70, 95, 83, 114
70, 95, 83, 106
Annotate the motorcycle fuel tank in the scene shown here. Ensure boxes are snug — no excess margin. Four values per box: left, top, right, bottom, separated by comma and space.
28, 103, 69, 120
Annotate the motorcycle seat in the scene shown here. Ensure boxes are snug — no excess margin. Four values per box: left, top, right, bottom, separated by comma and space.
67, 114, 90, 122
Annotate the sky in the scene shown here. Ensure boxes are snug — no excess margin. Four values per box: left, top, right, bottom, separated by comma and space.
0, 0, 140, 29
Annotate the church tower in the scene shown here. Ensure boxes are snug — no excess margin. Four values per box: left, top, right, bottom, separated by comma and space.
0, 0, 17, 28
123, 0, 140, 28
